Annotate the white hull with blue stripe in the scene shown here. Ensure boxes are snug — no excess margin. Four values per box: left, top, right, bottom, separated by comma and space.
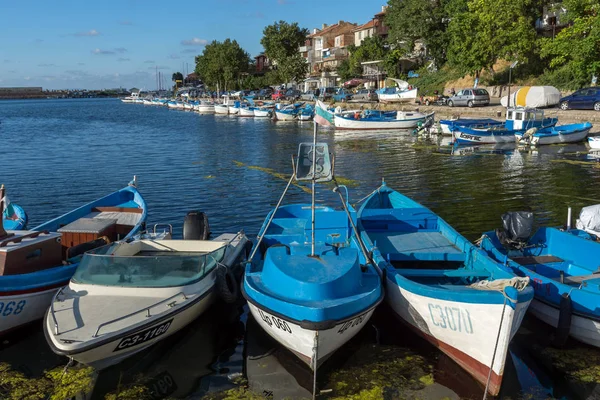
357, 183, 533, 396
454, 129, 516, 144
247, 302, 376, 367
515, 122, 592, 146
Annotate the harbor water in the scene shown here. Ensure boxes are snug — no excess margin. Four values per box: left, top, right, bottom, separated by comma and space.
1, 98, 600, 399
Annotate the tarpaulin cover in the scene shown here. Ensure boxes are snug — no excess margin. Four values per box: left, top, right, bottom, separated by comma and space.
576, 204, 600, 233
500, 86, 561, 108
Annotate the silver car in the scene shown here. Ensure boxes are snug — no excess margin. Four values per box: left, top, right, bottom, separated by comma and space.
448, 88, 490, 107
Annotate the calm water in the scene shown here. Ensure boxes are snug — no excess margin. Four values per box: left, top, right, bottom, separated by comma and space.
1, 98, 600, 399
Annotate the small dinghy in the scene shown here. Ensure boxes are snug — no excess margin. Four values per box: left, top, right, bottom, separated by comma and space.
242, 124, 383, 392
356, 182, 533, 396
480, 207, 600, 348
0, 179, 147, 336
515, 122, 593, 146
1, 186, 27, 230
44, 215, 248, 369
334, 109, 434, 130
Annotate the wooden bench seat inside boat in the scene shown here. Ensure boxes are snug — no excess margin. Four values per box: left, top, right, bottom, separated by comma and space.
0, 231, 63, 275
58, 218, 117, 256
368, 231, 465, 262
511, 255, 564, 265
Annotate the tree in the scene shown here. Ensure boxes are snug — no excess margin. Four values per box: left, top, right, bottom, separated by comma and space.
261, 21, 309, 84
386, 0, 452, 67
194, 39, 251, 90
446, 0, 541, 77
540, 0, 600, 88
171, 72, 183, 82
337, 36, 388, 81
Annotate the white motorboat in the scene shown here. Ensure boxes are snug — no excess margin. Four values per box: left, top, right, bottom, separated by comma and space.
214, 104, 229, 114
376, 78, 418, 103
228, 106, 240, 115
253, 108, 272, 118
121, 91, 140, 103
197, 102, 215, 114
44, 230, 248, 369
239, 107, 255, 117
589, 136, 600, 149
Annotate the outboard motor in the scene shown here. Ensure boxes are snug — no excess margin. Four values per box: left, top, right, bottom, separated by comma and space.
183, 211, 210, 240
496, 211, 534, 249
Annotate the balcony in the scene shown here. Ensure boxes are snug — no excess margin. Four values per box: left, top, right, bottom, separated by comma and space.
322, 47, 348, 60
298, 45, 311, 52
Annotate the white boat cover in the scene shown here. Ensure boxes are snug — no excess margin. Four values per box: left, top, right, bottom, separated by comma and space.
576, 204, 600, 234
388, 78, 409, 90
501, 86, 561, 108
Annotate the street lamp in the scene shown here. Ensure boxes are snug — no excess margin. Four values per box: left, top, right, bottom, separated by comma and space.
507, 61, 519, 109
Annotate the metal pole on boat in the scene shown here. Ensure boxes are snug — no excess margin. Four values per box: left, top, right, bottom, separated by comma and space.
0, 184, 6, 238
311, 121, 317, 257
567, 207, 572, 230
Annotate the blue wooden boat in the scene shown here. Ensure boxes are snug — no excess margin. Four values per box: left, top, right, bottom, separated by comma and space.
439, 118, 503, 135
454, 107, 558, 145
356, 182, 533, 396
242, 130, 382, 380
0, 179, 147, 335
515, 122, 592, 146
1, 186, 27, 230
480, 209, 600, 349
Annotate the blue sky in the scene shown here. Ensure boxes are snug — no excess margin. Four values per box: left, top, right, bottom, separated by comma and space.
0, 0, 385, 90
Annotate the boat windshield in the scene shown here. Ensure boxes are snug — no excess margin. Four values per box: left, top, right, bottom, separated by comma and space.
72, 247, 226, 288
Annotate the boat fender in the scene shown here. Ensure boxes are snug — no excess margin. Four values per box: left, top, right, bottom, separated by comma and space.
183, 211, 210, 240
552, 292, 572, 347
216, 265, 239, 304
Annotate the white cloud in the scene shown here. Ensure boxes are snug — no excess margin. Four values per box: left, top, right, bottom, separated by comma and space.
92, 48, 115, 55
181, 37, 208, 46
73, 29, 100, 37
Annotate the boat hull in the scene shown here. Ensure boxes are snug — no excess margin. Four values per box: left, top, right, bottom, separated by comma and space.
454, 130, 516, 145
387, 280, 529, 395
214, 105, 229, 114
46, 290, 217, 369
3, 204, 27, 230
239, 108, 255, 117
275, 111, 296, 121
377, 88, 418, 103
516, 124, 592, 145
253, 109, 271, 118
588, 137, 600, 149
197, 105, 215, 113
247, 302, 376, 368
334, 113, 430, 130
228, 106, 239, 115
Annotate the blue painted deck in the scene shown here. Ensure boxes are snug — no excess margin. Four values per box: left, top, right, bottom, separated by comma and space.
243, 204, 382, 323
357, 183, 534, 307
482, 227, 600, 320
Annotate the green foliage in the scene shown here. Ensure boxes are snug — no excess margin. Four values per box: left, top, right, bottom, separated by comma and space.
195, 39, 251, 90
539, 0, 600, 88
171, 72, 183, 82
386, 0, 452, 67
446, 0, 540, 76
338, 36, 388, 81
104, 383, 154, 400
0, 363, 94, 400
261, 21, 309, 83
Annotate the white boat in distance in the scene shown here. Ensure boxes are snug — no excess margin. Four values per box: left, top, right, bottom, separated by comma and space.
197, 102, 215, 113
44, 231, 248, 369
334, 110, 434, 130
376, 78, 418, 103
121, 91, 140, 103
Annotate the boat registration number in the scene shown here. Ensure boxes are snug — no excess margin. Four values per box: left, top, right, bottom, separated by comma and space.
114, 319, 173, 352
428, 304, 473, 334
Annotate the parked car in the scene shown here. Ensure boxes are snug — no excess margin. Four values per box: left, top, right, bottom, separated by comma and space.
351, 89, 378, 102
447, 88, 490, 107
257, 88, 273, 100
318, 87, 337, 101
332, 88, 353, 102
272, 89, 286, 101
559, 87, 600, 111
285, 89, 301, 101
300, 90, 316, 101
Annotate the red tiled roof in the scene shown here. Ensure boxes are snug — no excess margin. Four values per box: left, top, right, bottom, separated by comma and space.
353, 20, 376, 32
308, 22, 357, 38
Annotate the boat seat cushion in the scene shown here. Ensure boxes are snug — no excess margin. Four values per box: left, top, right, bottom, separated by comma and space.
368, 231, 463, 261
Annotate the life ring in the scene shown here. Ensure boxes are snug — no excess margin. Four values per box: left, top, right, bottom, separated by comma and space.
216, 265, 239, 304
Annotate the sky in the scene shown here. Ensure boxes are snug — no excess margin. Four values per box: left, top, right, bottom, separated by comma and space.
0, 0, 386, 90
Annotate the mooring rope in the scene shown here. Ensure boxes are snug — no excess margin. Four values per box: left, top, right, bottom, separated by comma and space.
483, 294, 508, 400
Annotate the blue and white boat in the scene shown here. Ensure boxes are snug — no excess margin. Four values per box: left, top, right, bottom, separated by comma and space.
454, 107, 558, 144
334, 109, 434, 130
480, 207, 600, 349
439, 118, 503, 135
274, 103, 303, 121
376, 78, 418, 103
297, 104, 314, 121
242, 127, 383, 378
1, 186, 27, 231
515, 122, 592, 146
0, 179, 147, 336
356, 183, 533, 396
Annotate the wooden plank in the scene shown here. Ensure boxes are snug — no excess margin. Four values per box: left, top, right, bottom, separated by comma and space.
92, 206, 142, 214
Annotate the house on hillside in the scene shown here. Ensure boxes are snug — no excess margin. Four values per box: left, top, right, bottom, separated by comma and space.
254, 53, 270, 73
302, 20, 357, 87
536, 3, 569, 38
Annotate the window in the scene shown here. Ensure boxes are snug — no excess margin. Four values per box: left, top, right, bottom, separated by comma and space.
72, 247, 226, 287
473, 89, 488, 96
516, 112, 523, 121
464, 90, 472, 96
456, 90, 464, 96
507, 110, 513, 119
315, 38, 322, 50
335, 36, 341, 47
